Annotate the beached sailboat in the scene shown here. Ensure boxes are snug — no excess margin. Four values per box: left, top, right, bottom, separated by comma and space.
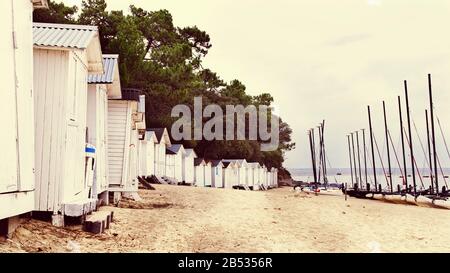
302, 121, 344, 197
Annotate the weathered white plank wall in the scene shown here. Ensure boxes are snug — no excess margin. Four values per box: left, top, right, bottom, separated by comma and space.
138, 140, 147, 176
34, 48, 89, 212
127, 127, 138, 191
0, 0, 35, 220
146, 141, 155, 177
155, 143, 167, 178
87, 84, 109, 194
174, 152, 184, 182
184, 153, 195, 184
107, 100, 128, 187
166, 154, 175, 179
195, 165, 205, 187
204, 162, 212, 187
212, 165, 223, 188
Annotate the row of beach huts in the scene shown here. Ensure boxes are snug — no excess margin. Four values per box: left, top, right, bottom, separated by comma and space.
0, 0, 277, 235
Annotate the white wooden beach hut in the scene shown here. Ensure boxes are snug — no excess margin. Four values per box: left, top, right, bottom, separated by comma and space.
222, 161, 238, 189
107, 89, 146, 202
265, 167, 271, 188
260, 165, 266, 187
258, 164, 264, 186
248, 162, 262, 190
166, 144, 186, 183
272, 168, 278, 187
87, 55, 121, 200
258, 165, 266, 189
33, 23, 104, 222
0, 0, 48, 234
268, 167, 274, 187
246, 163, 257, 189
148, 128, 172, 179
236, 159, 249, 186
210, 160, 224, 188
223, 159, 250, 187
137, 137, 146, 177
136, 117, 147, 179
142, 130, 158, 178
194, 158, 206, 187
204, 161, 212, 187
183, 149, 197, 184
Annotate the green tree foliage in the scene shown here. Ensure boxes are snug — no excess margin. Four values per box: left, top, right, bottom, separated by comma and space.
33, 1, 78, 24
33, 0, 295, 172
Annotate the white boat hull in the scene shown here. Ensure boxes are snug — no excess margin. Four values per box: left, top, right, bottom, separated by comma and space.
302, 188, 342, 196
373, 194, 384, 200
365, 193, 374, 199
415, 195, 434, 208
317, 189, 343, 196
432, 199, 450, 210
405, 194, 417, 205
384, 194, 405, 204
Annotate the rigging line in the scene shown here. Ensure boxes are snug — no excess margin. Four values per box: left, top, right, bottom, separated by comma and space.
317, 131, 323, 183
316, 130, 324, 183
373, 135, 390, 189
414, 117, 446, 189
324, 154, 339, 183
364, 145, 374, 185
388, 130, 405, 180
436, 115, 450, 161
395, 135, 407, 186
436, 153, 449, 188
403, 126, 425, 189
412, 119, 432, 170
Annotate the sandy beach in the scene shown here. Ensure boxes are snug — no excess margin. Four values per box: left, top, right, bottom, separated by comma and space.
1, 184, 450, 253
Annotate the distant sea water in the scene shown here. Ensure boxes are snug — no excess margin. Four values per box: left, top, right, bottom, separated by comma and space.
288, 168, 450, 190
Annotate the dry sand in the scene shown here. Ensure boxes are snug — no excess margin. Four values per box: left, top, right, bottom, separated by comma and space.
1, 185, 450, 253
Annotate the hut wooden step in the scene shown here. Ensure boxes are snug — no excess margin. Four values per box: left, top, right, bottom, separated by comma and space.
83, 211, 114, 234
63, 198, 97, 217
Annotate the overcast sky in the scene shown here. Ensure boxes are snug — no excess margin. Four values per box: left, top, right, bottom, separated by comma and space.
59, 0, 450, 169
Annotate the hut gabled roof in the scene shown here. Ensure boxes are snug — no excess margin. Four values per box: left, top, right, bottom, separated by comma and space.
33, 23, 103, 73
167, 144, 185, 155
194, 158, 206, 166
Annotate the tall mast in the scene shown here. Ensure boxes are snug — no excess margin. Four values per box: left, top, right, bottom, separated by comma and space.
355, 131, 363, 190
428, 74, 439, 194
425, 110, 434, 193
321, 121, 328, 186
351, 133, 359, 188
368, 106, 378, 191
383, 101, 393, 193
347, 135, 354, 186
398, 96, 408, 191
362, 129, 368, 189
309, 130, 317, 183
312, 128, 318, 182
317, 126, 323, 183
404, 80, 417, 195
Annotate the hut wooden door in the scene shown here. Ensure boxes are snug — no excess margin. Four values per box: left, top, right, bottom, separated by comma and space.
64, 56, 84, 200
0, 0, 19, 193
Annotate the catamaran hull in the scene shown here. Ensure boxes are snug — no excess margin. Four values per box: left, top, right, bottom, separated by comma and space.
302, 188, 343, 196
384, 194, 405, 204
365, 193, 374, 199
316, 190, 343, 196
373, 194, 384, 200
405, 194, 417, 205
432, 199, 450, 210
415, 195, 434, 208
